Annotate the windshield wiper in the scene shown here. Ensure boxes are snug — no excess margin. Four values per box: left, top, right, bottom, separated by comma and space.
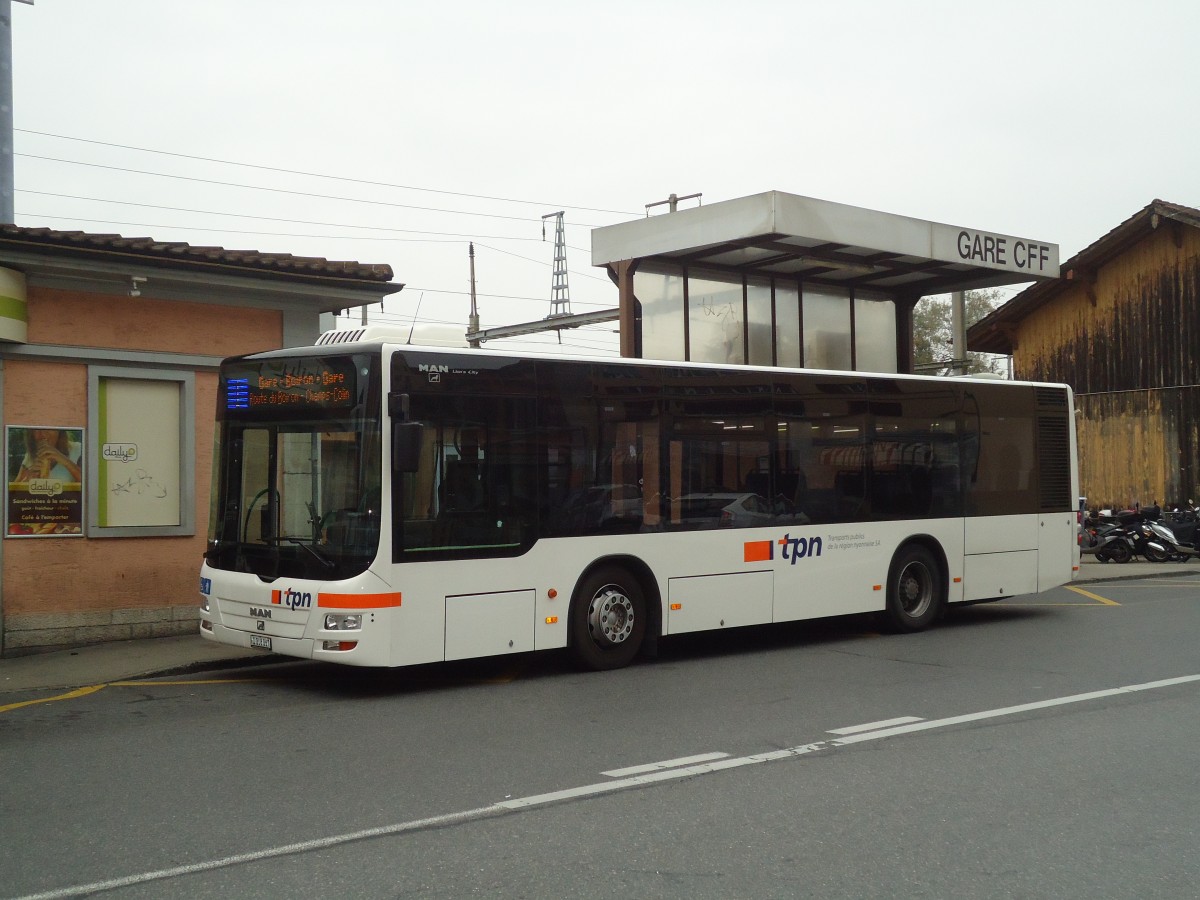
272, 536, 336, 570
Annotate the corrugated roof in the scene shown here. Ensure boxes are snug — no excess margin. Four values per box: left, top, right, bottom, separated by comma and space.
967, 200, 1200, 354
0, 223, 399, 287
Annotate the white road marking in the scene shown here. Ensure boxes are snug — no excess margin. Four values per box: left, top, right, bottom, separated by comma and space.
827, 716, 923, 735
16, 672, 1200, 900
827, 674, 1200, 746
602, 751, 731, 777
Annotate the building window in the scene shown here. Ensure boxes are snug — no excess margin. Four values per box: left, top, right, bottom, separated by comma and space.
87, 367, 195, 537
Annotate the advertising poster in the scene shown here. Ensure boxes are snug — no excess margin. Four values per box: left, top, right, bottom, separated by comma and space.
5, 425, 85, 537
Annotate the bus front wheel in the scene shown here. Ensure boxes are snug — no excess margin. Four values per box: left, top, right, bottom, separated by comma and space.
569, 566, 647, 671
882, 544, 944, 633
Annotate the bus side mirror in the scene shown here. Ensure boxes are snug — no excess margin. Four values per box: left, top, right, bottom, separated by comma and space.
393, 421, 423, 473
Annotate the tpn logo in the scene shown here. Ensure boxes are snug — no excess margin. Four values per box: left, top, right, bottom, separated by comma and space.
270, 587, 313, 609
744, 533, 823, 565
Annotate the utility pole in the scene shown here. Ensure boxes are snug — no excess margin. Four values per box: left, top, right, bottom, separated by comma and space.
949, 290, 967, 376
541, 211, 571, 318
0, 1, 34, 224
467, 242, 481, 347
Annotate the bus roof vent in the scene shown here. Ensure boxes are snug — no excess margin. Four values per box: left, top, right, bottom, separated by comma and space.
316, 327, 368, 345
316, 324, 469, 348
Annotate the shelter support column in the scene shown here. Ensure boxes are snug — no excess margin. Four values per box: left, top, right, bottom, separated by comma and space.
613, 260, 639, 358
894, 294, 920, 375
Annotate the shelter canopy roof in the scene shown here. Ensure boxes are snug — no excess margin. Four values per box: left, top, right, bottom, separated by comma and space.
592, 190, 1059, 296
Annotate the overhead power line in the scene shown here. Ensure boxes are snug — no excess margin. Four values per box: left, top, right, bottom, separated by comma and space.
17, 154, 611, 228
19, 190, 555, 241
18, 212, 609, 288
18, 191, 591, 255
16, 128, 641, 218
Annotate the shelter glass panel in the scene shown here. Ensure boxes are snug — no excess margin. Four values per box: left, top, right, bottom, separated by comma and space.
775, 281, 800, 369
746, 277, 773, 366
803, 287, 852, 371
854, 294, 898, 374
687, 271, 744, 365
634, 263, 685, 362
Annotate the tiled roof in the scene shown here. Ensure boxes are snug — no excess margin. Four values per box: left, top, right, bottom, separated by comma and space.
0, 223, 398, 286
967, 200, 1200, 354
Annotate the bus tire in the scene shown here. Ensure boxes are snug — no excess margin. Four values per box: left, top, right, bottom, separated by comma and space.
569, 566, 647, 671
882, 544, 944, 633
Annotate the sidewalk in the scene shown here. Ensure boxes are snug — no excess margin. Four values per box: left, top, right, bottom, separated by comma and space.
0, 633, 271, 695
2, 557, 1196, 695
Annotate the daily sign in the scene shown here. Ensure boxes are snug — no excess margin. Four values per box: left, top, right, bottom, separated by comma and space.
932, 224, 1059, 277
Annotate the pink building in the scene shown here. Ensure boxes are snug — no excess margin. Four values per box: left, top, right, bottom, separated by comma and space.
0, 226, 400, 654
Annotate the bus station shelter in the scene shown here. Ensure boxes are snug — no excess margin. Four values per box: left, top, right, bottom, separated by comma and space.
591, 191, 1060, 373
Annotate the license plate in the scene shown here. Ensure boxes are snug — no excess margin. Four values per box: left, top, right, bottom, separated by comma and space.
249, 634, 272, 650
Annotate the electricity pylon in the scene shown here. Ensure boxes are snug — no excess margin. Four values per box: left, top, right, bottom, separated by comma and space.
542, 211, 571, 318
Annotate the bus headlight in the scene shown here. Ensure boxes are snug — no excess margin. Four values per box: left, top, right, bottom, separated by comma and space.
324, 614, 362, 631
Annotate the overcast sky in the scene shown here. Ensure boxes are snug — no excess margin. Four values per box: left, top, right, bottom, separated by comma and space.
11, 0, 1200, 355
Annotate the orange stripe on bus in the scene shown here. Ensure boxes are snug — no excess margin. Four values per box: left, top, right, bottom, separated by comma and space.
318, 592, 402, 609
744, 540, 772, 563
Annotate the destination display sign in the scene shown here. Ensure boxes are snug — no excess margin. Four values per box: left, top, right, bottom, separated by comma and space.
223, 358, 358, 411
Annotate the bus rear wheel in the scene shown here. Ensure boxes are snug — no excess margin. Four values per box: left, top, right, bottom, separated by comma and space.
569, 566, 647, 671
882, 544, 945, 633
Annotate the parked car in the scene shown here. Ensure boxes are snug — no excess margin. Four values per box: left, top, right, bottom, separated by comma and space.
676, 492, 810, 529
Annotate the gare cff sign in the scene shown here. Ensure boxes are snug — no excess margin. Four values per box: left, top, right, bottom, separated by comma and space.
956, 230, 1050, 271
932, 224, 1059, 277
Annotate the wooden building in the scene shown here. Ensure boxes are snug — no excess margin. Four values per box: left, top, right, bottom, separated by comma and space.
968, 200, 1200, 510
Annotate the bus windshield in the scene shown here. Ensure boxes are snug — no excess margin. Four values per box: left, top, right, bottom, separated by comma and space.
205, 353, 381, 581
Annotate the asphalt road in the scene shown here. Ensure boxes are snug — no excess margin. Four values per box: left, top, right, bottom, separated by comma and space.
3, 575, 1199, 899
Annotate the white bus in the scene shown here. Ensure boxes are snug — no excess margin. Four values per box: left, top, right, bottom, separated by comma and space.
199, 326, 1079, 670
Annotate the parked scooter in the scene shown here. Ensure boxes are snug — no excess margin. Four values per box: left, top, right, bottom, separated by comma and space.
1080, 517, 1135, 563
1097, 508, 1170, 561
1145, 503, 1200, 561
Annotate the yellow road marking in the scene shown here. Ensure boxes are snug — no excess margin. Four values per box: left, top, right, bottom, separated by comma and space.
994, 602, 1117, 607
0, 678, 271, 715
0, 683, 107, 714
1, 666, 518, 715
1065, 585, 1121, 606
111, 678, 271, 686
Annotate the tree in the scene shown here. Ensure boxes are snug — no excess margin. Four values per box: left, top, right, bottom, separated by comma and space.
912, 289, 1008, 376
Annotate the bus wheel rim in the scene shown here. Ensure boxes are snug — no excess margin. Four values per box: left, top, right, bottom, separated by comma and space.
588, 586, 635, 645
897, 562, 932, 618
